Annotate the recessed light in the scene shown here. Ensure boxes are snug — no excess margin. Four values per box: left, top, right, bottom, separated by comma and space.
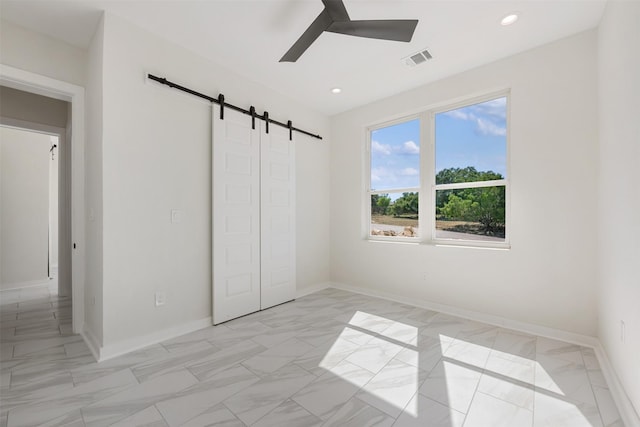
501, 13, 519, 26
331, 87, 342, 94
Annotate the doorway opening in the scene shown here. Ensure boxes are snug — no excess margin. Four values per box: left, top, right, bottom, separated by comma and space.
0, 65, 86, 335
0, 126, 63, 293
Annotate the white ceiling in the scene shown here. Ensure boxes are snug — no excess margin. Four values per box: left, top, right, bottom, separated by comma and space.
0, 0, 606, 116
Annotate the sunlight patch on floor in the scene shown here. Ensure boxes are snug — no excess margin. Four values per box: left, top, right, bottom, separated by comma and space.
315, 309, 600, 425
319, 311, 422, 416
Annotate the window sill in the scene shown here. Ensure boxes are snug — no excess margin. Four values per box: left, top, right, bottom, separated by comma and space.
366, 236, 511, 250
367, 236, 421, 245
430, 239, 511, 251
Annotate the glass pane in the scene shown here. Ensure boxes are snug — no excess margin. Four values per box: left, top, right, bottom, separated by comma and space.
435, 97, 507, 184
435, 186, 505, 242
370, 118, 420, 191
371, 192, 419, 238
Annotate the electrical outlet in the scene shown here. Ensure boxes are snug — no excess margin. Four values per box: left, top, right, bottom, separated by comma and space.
422, 272, 429, 281
621, 320, 626, 343
171, 210, 182, 224
155, 292, 166, 307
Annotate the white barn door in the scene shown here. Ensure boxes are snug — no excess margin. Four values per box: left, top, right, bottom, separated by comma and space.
212, 105, 261, 324
260, 125, 296, 309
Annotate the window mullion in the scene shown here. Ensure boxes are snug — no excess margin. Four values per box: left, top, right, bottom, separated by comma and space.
435, 179, 507, 191
421, 110, 433, 242
370, 187, 420, 195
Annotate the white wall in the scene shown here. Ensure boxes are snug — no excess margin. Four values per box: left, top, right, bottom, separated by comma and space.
0, 20, 86, 87
330, 30, 599, 336
84, 15, 105, 346
98, 13, 330, 347
597, 0, 640, 417
0, 127, 51, 288
58, 106, 71, 298
0, 86, 69, 128
49, 136, 59, 270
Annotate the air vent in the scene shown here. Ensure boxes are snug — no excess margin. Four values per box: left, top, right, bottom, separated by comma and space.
404, 48, 433, 67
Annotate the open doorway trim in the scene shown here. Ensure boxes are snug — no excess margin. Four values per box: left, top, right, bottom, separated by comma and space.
0, 64, 86, 334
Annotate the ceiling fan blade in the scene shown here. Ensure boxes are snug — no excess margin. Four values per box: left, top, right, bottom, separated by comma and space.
327, 19, 418, 42
321, 0, 350, 21
280, 9, 334, 62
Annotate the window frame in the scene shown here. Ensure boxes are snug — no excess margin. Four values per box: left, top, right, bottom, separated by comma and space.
365, 114, 423, 242
365, 91, 510, 249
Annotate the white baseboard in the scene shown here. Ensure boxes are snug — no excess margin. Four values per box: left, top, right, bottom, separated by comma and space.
81, 325, 101, 362
329, 281, 598, 347
593, 344, 640, 427
325, 281, 638, 426
90, 317, 212, 362
296, 281, 331, 299
86, 281, 333, 362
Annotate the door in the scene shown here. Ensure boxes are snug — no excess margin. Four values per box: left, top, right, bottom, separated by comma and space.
212, 105, 261, 324
260, 125, 296, 309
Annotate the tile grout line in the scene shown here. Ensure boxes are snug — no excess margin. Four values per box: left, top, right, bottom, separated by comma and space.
582, 347, 607, 427
153, 403, 172, 427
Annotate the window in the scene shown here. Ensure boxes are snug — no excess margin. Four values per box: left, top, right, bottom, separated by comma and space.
434, 96, 508, 243
366, 94, 509, 246
368, 117, 421, 239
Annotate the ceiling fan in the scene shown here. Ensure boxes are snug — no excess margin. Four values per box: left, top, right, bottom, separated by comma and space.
280, 0, 419, 63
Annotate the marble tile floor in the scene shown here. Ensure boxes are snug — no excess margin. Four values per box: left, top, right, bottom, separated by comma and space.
0, 284, 624, 427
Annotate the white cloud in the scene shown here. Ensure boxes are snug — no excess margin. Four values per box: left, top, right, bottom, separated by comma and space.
371, 166, 420, 190
444, 109, 470, 120
477, 98, 507, 120
475, 118, 506, 136
371, 167, 394, 183
400, 167, 419, 176
442, 97, 507, 138
371, 140, 391, 155
399, 140, 420, 154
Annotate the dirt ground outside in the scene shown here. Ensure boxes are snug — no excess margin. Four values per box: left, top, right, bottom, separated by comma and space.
371, 215, 418, 227
371, 215, 505, 239
371, 215, 480, 230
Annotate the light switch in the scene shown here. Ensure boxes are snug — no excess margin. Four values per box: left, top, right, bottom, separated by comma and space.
155, 292, 166, 307
171, 209, 182, 224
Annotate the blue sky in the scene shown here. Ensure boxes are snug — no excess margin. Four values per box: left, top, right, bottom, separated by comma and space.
370, 97, 507, 192
371, 118, 421, 191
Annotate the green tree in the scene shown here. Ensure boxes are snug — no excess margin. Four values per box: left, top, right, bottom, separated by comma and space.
376, 194, 391, 215
389, 192, 418, 217
441, 194, 477, 221
468, 186, 505, 234
371, 194, 391, 215
435, 167, 503, 209
440, 186, 505, 235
